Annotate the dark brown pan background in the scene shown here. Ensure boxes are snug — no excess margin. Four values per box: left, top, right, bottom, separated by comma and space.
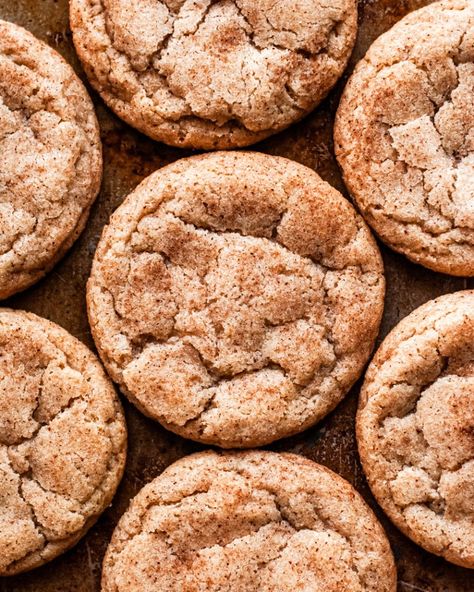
0, 1, 473, 590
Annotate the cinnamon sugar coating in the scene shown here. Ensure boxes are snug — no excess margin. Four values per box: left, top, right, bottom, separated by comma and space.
101, 451, 397, 591
70, 0, 357, 149
357, 290, 474, 568
0, 310, 126, 575
87, 152, 384, 447
335, 0, 474, 276
0, 20, 102, 299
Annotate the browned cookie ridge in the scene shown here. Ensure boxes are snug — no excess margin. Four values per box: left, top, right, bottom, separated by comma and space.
0, 310, 127, 576
87, 152, 384, 447
101, 450, 397, 591
335, 0, 474, 276
70, 0, 357, 149
0, 20, 102, 299
357, 290, 474, 568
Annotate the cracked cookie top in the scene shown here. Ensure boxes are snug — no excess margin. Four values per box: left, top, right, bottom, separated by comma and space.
87, 152, 384, 447
70, 0, 357, 149
0, 20, 102, 299
101, 450, 397, 592
335, 0, 474, 276
0, 309, 127, 576
357, 290, 474, 568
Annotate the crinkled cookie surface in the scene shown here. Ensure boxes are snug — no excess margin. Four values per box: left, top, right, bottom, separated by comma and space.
0, 310, 126, 576
87, 152, 384, 447
357, 290, 474, 568
0, 20, 102, 299
70, 0, 357, 149
101, 451, 397, 592
335, 0, 474, 276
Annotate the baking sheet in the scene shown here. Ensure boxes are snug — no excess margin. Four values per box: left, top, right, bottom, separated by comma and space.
0, 0, 473, 590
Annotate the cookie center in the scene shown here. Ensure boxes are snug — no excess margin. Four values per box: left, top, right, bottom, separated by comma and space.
416, 376, 474, 470
119, 213, 334, 385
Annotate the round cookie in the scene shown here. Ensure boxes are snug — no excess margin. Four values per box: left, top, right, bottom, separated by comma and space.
0, 20, 102, 300
334, 0, 474, 276
357, 290, 474, 568
0, 309, 127, 576
101, 450, 397, 591
70, 0, 357, 150
87, 151, 385, 447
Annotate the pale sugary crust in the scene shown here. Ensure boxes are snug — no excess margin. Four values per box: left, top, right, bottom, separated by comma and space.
70, 0, 357, 150
0, 309, 127, 576
101, 450, 397, 591
0, 19, 102, 300
335, 0, 474, 276
357, 290, 474, 568
87, 151, 385, 447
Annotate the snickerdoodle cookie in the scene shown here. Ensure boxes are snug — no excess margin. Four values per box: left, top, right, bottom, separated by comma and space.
70, 0, 357, 150
357, 290, 474, 568
101, 450, 397, 591
87, 152, 384, 447
0, 309, 126, 576
0, 20, 102, 299
335, 0, 474, 276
